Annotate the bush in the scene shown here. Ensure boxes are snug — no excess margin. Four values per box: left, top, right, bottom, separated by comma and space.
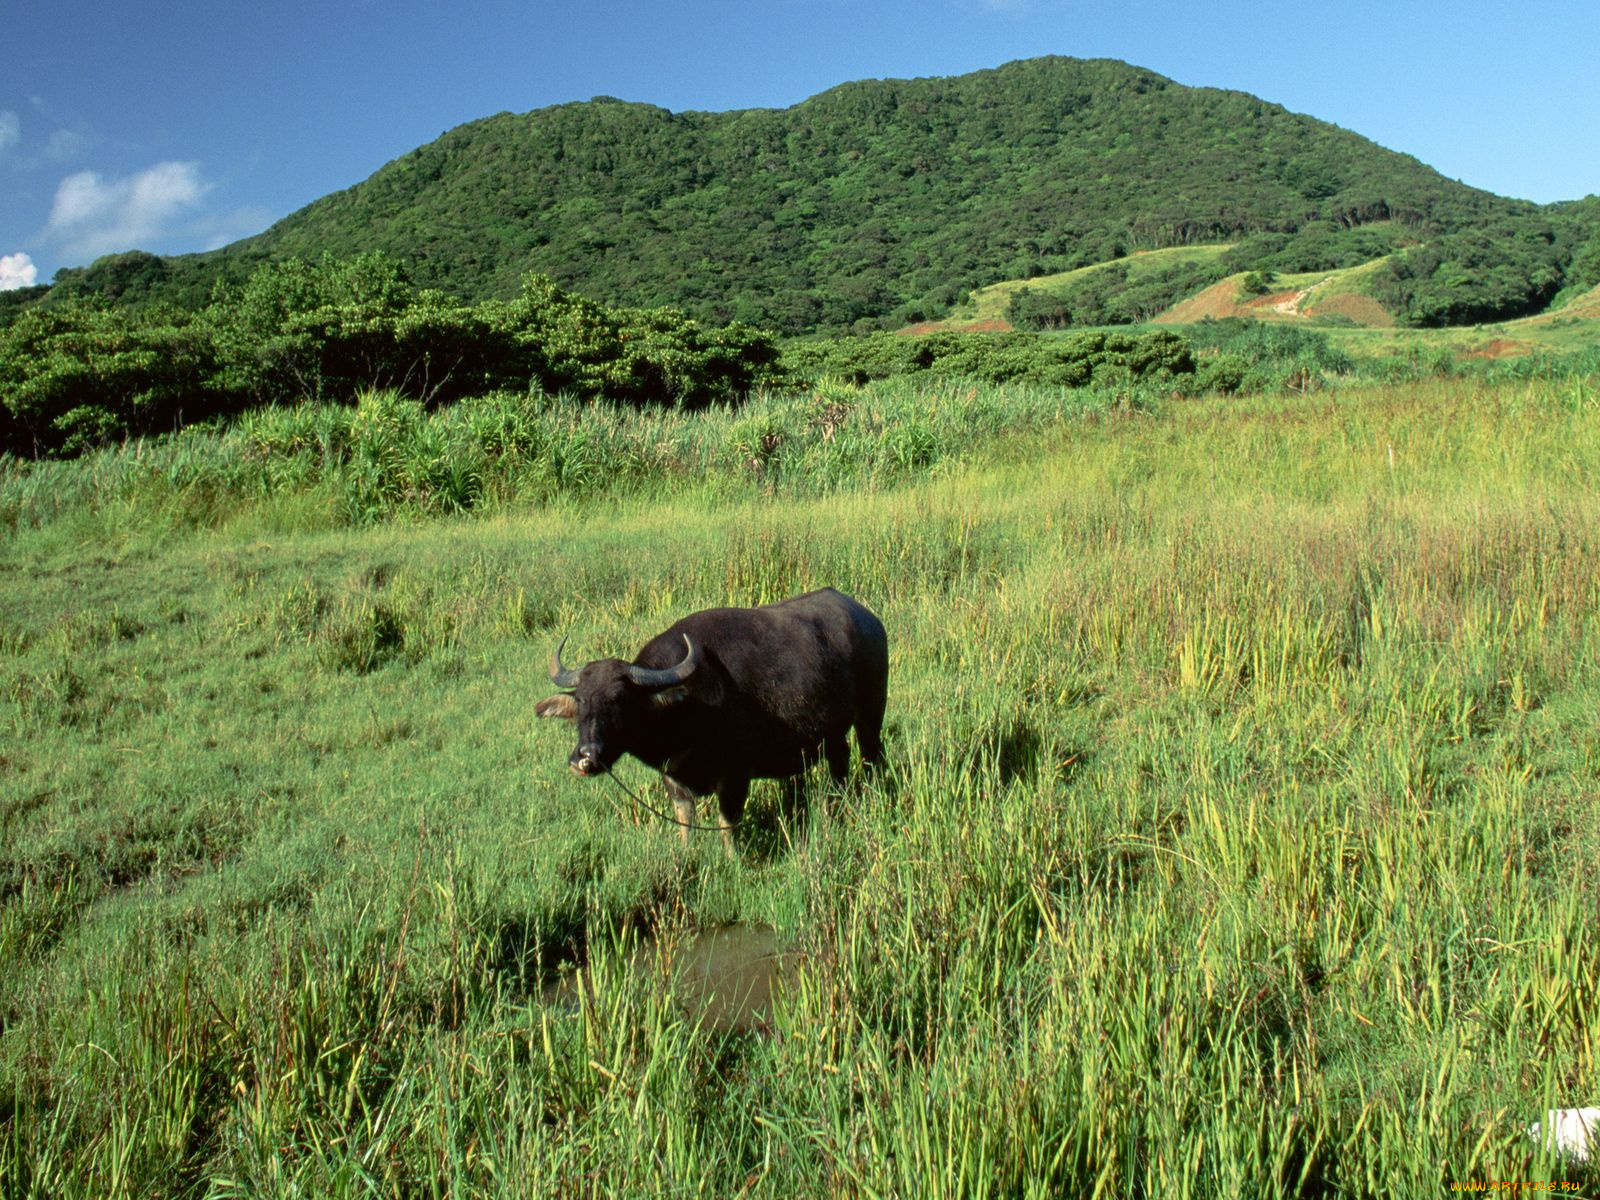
486, 276, 781, 408
1, 256, 785, 458
1193, 353, 1249, 395
1005, 288, 1072, 331
0, 301, 232, 455
1369, 226, 1565, 326
1184, 319, 1354, 393
782, 329, 1197, 390
1237, 270, 1276, 298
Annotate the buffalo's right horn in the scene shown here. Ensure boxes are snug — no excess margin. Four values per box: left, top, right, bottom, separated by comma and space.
548, 637, 582, 688
628, 635, 698, 688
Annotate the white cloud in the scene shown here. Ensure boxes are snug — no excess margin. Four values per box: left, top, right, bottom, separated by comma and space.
0, 252, 38, 290
45, 161, 212, 260
45, 129, 86, 162
0, 111, 19, 157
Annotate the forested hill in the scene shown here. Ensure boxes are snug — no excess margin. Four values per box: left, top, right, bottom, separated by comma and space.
43, 57, 1593, 332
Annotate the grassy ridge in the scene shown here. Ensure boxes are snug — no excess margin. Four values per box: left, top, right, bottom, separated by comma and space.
4, 374, 1600, 1194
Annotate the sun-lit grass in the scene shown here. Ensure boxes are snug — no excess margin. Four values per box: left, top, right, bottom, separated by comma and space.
0, 377, 1123, 550
4, 371, 1600, 1195
934, 245, 1234, 328
933, 242, 1600, 366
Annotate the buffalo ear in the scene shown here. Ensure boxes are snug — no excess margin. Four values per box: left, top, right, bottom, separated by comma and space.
535, 694, 578, 721
681, 665, 725, 707
648, 685, 690, 710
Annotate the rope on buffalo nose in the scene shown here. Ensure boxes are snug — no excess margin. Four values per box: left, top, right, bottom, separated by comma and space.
605, 766, 740, 833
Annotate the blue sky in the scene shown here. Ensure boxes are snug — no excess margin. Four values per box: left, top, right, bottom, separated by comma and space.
3, 0, 1597, 289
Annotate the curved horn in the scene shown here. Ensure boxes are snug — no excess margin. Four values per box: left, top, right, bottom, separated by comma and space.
628, 634, 698, 688
548, 637, 582, 689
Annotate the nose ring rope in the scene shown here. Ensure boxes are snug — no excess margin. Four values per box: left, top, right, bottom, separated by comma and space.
604, 765, 740, 834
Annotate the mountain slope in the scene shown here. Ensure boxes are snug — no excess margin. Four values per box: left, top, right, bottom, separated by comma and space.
210, 57, 1540, 332
45, 57, 1595, 334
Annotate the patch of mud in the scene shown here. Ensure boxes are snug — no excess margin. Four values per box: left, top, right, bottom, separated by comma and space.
545, 925, 798, 1034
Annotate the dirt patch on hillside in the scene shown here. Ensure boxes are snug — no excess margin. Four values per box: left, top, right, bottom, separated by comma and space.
1462, 338, 1530, 360
896, 317, 1013, 335
1245, 288, 1310, 315
1310, 292, 1394, 327
1157, 281, 1315, 324
1154, 280, 1246, 324
1157, 277, 1395, 328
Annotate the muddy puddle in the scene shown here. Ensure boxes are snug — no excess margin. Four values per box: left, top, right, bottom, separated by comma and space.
545, 925, 798, 1034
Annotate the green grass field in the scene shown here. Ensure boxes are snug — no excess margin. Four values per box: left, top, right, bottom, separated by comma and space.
4, 371, 1600, 1196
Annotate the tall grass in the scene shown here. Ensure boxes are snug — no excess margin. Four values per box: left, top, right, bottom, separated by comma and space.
0, 376, 1119, 542
2, 372, 1599, 1195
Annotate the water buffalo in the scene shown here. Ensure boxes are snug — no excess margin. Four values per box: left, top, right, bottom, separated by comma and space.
535, 587, 888, 853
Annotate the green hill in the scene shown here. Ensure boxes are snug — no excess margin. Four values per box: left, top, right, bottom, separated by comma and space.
922, 244, 1600, 364
36, 57, 1600, 332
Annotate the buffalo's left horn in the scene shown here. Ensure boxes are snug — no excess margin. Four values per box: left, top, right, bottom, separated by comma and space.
549, 637, 582, 688
628, 635, 698, 688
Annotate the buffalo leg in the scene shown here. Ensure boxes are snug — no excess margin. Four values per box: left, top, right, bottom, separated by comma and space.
855, 716, 885, 769
825, 734, 851, 782
715, 776, 749, 858
856, 674, 888, 768
664, 776, 697, 847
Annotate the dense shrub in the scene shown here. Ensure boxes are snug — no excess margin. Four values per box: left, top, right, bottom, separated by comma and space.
483, 275, 781, 408
0, 255, 782, 457
1219, 223, 1405, 275
1004, 288, 1073, 331
1368, 225, 1566, 326
1237, 270, 1276, 298
205, 254, 505, 406
1184, 319, 1354, 392
0, 301, 233, 456
782, 329, 1196, 389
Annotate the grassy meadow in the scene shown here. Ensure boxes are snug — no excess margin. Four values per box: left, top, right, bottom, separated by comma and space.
3, 370, 1600, 1196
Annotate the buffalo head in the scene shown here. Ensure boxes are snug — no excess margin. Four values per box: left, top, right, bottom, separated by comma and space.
535, 635, 698, 776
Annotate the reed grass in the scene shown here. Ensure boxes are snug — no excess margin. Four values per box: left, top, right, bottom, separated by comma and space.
3, 372, 1599, 1195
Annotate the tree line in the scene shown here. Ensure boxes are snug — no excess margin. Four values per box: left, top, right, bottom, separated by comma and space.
0, 252, 1215, 459
0, 255, 779, 457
